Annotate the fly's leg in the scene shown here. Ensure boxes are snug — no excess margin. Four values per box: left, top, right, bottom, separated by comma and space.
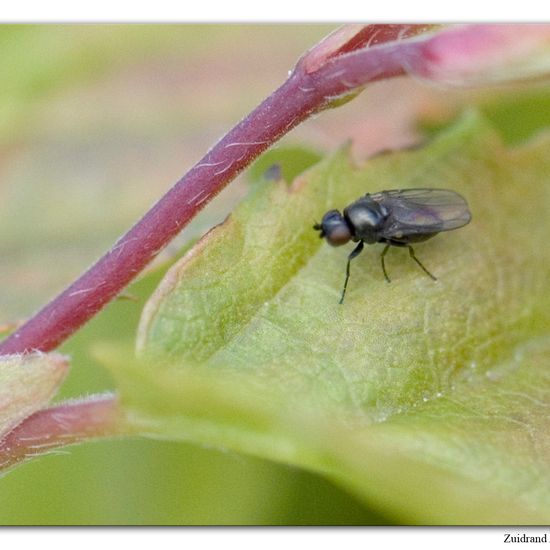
407, 245, 437, 281
380, 244, 391, 283
339, 241, 364, 305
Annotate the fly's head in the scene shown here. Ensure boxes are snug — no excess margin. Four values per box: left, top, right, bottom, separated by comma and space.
313, 209, 352, 247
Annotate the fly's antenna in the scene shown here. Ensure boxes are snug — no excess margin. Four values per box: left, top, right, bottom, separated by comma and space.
313, 221, 324, 238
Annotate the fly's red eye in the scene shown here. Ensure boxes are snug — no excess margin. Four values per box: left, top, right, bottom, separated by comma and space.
326, 224, 351, 246
317, 210, 352, 247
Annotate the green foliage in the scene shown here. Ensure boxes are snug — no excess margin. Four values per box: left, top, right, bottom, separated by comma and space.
422, 84, 550, 146
101, 112, 550, 524
247, 145, 323, 185
479, 85, 550, 144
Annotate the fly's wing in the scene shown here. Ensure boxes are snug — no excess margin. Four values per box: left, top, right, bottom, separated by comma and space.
370, 188, 471, 238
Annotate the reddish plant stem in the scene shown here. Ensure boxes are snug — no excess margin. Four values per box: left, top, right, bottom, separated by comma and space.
0, 30, 423, 355
0, 394, 121, 471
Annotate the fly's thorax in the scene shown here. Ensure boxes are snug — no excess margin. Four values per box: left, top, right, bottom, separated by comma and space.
343, 196, 388, 244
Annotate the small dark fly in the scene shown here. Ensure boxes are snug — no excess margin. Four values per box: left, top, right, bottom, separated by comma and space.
313, 188, 472, 304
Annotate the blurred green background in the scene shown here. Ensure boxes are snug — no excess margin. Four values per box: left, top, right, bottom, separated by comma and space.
0, 24, 400, 525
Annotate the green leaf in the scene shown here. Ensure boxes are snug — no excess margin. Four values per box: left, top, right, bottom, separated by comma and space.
0, 353, 68, 436
247, 145, 323, 185
104, 111, 550, 524
479, 85, 550, 145
422, 83, 550, 145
